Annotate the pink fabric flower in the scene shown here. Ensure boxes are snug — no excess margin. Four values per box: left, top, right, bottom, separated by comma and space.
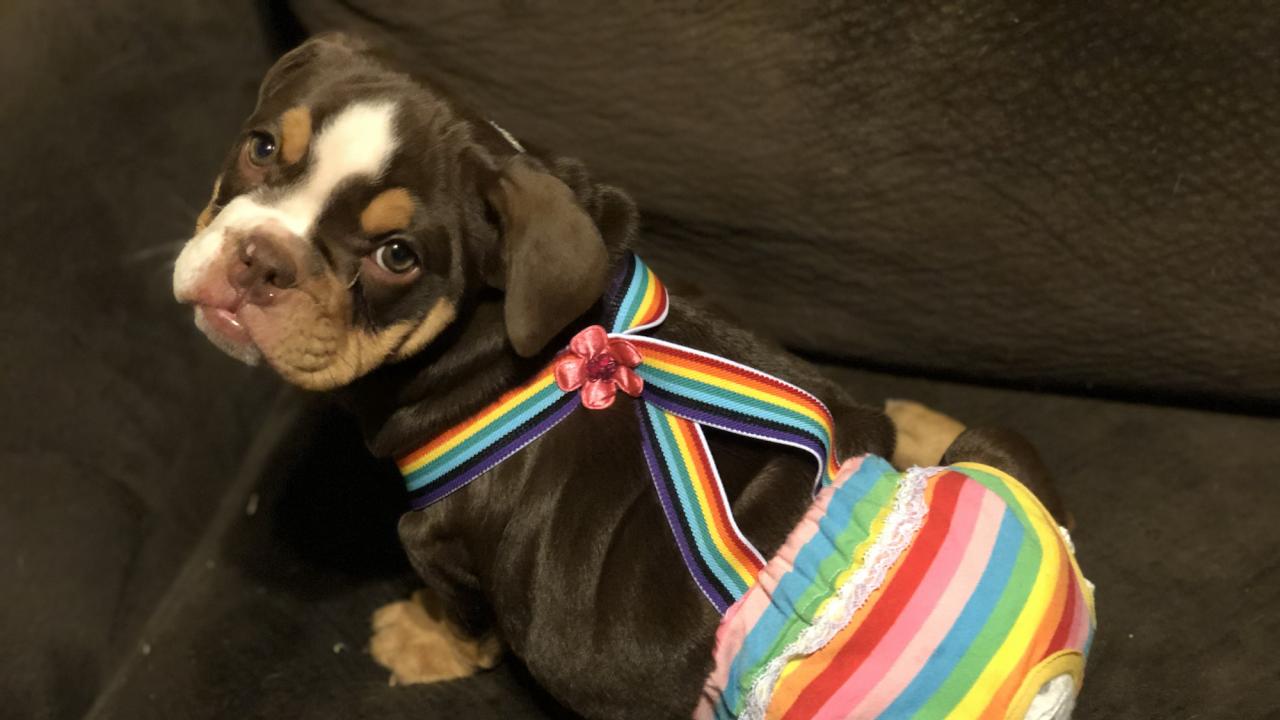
554, 325, 644, 410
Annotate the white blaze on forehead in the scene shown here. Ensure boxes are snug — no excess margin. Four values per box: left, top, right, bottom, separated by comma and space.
274, 100, 400, 236
173, 100, 400, 303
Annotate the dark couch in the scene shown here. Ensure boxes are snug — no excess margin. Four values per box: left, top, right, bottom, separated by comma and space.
3, 1, 1277, 718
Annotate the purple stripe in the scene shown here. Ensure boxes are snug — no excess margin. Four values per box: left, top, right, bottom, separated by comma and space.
644, 392, 828, 464
636, 403, 732, 614
603, 253, 636, 330
410, 399, 579, 509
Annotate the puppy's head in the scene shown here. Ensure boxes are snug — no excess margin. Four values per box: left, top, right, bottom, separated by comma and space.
174, 34, 619, 390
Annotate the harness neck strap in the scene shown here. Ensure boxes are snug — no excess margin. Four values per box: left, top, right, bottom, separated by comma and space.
397, 253, 843, 613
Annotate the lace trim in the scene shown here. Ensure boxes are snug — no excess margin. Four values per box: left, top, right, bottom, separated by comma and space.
1057, 525, 1076, 554
739, 466, 936, 720
1057, 525, 1096, 597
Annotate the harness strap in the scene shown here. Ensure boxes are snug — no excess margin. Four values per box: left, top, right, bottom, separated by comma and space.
397, 253, 845, 614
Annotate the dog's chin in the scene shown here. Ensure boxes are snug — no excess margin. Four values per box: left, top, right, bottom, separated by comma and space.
193, 306, 262, 366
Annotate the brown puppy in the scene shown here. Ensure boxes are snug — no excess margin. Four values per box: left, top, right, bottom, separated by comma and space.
174, 34, 1065, 718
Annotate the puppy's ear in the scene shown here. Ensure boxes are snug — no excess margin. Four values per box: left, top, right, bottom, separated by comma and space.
258, 33, 370, 104
485, 157, 609, 357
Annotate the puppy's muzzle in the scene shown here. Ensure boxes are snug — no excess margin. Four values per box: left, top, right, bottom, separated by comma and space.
228, 222, 302, 307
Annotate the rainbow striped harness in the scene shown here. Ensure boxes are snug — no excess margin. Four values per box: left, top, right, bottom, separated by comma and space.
397, 254, 1095, 719
399, 253, 841, 613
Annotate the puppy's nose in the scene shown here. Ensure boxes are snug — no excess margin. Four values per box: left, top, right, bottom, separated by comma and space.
229, 224, 301, 306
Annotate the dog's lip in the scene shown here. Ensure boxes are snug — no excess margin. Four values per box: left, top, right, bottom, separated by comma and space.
196, 304, 253, 347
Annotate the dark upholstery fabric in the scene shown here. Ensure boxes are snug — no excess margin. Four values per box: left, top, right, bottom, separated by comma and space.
85, 399, 572, 720
290, 0, 1280, 406
3, 2, 1278, 719
0, 1, 279, 718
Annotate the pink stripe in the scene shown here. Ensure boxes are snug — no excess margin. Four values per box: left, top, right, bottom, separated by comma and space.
817, 479, 995, 717
694, 458, 863, 719
1067, 577, 1092, 650
847, 485, 1007, 717
724, 457, 865, 634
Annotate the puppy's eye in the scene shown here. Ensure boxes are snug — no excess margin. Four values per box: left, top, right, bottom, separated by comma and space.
247, 131, 278, 165
373, 240, 419, 274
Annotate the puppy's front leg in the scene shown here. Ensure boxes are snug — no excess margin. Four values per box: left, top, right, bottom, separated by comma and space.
372, 514, 502, 685
370, 587, 503, 685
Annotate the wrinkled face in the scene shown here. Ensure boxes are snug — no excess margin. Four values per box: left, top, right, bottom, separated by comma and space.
176, 35, 615, 390
169, 38, 480, 389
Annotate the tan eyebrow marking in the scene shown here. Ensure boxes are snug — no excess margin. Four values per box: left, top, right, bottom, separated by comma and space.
279, 106, 313, 165
194, 175, 223, 233
360, 187, 415, 235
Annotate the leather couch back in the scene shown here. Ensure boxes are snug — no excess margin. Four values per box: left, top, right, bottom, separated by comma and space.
0, 1, 281, 717
292, 0, 1280, 406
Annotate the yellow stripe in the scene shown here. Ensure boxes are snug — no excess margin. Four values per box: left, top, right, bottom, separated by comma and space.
946, 463, 1069, 717
400, 372, 557, 474
1006, 650, 1085, 720
822, 502, 894, 608
665, 413, 757, 584
636, 270, 659, 322
641, 354, 834, 435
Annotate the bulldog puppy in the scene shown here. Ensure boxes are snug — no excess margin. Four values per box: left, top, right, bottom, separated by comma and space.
174, 34, 1066, 719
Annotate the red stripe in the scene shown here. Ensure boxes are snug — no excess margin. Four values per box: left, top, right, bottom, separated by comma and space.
1031, 544, 1072, 658
675, 417, 763, 575
648, 341, 841, 474
650, 281, 669, 322
1045, 546, 1079, 653
638, 341, 819, 405
680, 420, 757, 571
636, 277, 668, 326
398, 366, 556, 466
783, 471, 967, 719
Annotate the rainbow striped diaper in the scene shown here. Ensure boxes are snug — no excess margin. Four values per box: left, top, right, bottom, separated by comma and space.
697, 456, 1095, 720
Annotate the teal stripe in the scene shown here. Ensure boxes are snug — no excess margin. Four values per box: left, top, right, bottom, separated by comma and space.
719, 456, 899, 714
611, 263, 649, 333
913, 503, 1042, 718
638, 365, 824, 436
637, 364, 829, 441
405, 383, 565, 490
430, 383, 564, 470
881, 508, 1027, 718
645, 403, 749, 598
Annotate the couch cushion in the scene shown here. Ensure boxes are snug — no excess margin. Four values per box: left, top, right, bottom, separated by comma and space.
288, 1, 1280, 406
86, 399, 569, 720
0, 1, 281, 717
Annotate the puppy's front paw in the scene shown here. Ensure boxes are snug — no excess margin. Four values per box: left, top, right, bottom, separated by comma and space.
885, 399, 966, 469
369, 591, 502, 686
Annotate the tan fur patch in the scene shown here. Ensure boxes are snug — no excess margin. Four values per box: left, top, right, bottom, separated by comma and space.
252, 277, 454, 390
885, 399, 967, 469
360, 188, 415, 236
278, 321, 412, 391
370, 589, 503, 685
194, 175, 222, 233
392, 299, 457, 361
246, 272, 381, 390
279, 106, 312, 165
